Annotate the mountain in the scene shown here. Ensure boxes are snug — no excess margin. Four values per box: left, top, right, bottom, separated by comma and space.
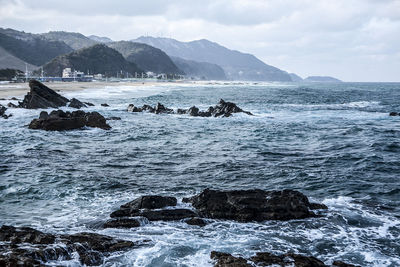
171, 56, 226, 80
41, 31, 97, 50
289, 73, 303, 82
88, 35, 113, 43
108, 41, 183, 74
40, 44, 142, 77
0, 31, 73, 67
304, 76, 342, 82
0, 46, 38, 71
133, 36, 292, 81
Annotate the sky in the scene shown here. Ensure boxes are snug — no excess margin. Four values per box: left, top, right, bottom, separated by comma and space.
0, 0, 399, 82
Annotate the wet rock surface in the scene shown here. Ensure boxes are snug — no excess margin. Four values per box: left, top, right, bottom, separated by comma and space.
389, 112, 399, 116
0, 225, 137, 266
121, 195, 177, 210
103, 218, 142, 228
0, 104, 11, 119
210, 251, 359, 267
183, 188, 327, 222
127, 99, 253, 117
19, 80, 69, 109
184, 217, 207, 227
68, 98, 87, 109
28, 110, 111, 131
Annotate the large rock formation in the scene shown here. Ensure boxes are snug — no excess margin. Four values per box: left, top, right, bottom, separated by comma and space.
127, 99, 253, 117
19, 80, 69, 109
0, 225, 139, 266
109, 195, 197, 223
183, 189, 327, 222
29, 110, 111, 131
210, 251, 358, 267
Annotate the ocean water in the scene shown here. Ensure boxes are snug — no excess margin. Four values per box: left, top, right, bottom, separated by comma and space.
0, 81, 400, 266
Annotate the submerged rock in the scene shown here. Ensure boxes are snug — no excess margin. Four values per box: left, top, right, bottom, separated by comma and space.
183, 188, 327, 222
0, 104, 12, 119
7, 102, 18, 108
210, 251, 359, 267
101, 103, 110, 107
0, 225, 137, 266
106, 116, 121, 120
28, 110, 111, 131
389, 112, 399, 116
68, 98, 87, 109
184, 217, 207, 227
19, 80, 69, 109
127, 99, 252, 117
85, 102, 95, 106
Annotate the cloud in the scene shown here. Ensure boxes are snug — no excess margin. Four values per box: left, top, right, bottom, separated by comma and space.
0, 0, 399, 81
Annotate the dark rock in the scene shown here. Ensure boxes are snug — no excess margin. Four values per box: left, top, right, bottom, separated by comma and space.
84, 102, 95, 106
127, 104, 141, 112
103, 218, 141, 228
185, 217, 207, 227
0, 104, 9, 119
101, 103, 109, 107
10, 97, 18, 100
121, 195, 178, 210
142, 104, 155, 113
29, 110, 111, 131
106, 117, 121, 120
7, 102, 18, 108
176, 108, 188, 114
155, 102, 174, 114
19, 80, 69, 109
211, 99, 253, 117
332, 260, 359, 267
211, 251, 357, 267
187, 106, 199, 116
184, 188, 325, 222
111, 208, 197, 221
0, 225, 137, 266
68, 98, 87, 109
389, 112, 399, 116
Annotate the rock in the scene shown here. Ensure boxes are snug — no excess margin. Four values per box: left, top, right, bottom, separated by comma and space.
185, 217, 207, 227
19, 80, 69, 109
68, 98, 87, 109
106, 117, 121, 120
101, 103, 109, 107
10, 97, 18, 100
0, 105, 7, 119
7, 102, 18, 108
112, 209, 198, 221
389, 112, 399, 116
103, 218, 141, 228
29, 110, 111, 131
84, 102, 95, 106
0, 225, 138, 266
176, 108, 188, 114
187, 106, 199, 116
183, 188, 326, 222
211, 99, 253, 117
121, 195, 178, 210
211, 251, 358, 267
155, 102, 174, 114
127, 104, 141, 112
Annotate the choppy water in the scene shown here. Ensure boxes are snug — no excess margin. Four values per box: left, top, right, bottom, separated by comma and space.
1, 81, 400, 266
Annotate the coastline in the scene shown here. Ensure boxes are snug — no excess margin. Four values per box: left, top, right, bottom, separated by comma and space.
0, 80, 187, 99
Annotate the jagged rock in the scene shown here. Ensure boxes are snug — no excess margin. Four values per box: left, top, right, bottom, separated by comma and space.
7, 102, 18, 108
184, 217, 207, 227
111, 209, 197, 221
389, 112, 399, 116
84, 102, 95, 106
183, 189, 327, 222
19, 80, 69, 109
106, 117, 121, 120
101, 103, 109, 107
0, 105, 7, 119
28, 110, 111, 131
103, 218, 141, 228
121, 195, 177, 210
0, 225, 137, 266
68, 98, 87, 109
126, 99, 252, 117
210, 251, 358, 267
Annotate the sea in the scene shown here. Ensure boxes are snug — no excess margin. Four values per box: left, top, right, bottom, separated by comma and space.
0, 81, 399, 266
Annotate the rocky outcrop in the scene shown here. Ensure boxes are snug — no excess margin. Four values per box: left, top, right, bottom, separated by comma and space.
389, 112, 399, 116
183, 189, 327, 222
68, 98, 87, 109
0, 104, 11, 119
0, 225, 138, 266
28, 110, 111, 131
127, 99, 252, 117
19, 80, 69, 109
101, 103, 109, 107
109, 195, 197, 223
103, 218, 142, 229
210, 251, 359, 267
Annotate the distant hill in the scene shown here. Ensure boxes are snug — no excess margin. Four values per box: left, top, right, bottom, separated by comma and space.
0, 31, 73, 67
0, 46, 38, 71
108, 41, 183, 74
289, 73, 303, 82
304, 76, 342, 82
41, 44, 142, 77
41, 31, 97, 50
133, 36, 292, 81
171, 56, 226, 80
88, 35, 113, 43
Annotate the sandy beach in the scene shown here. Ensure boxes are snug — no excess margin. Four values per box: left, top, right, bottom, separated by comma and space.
0, 80, 180, 99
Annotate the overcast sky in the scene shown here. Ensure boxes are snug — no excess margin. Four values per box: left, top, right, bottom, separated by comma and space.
1, 0, 399, 81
